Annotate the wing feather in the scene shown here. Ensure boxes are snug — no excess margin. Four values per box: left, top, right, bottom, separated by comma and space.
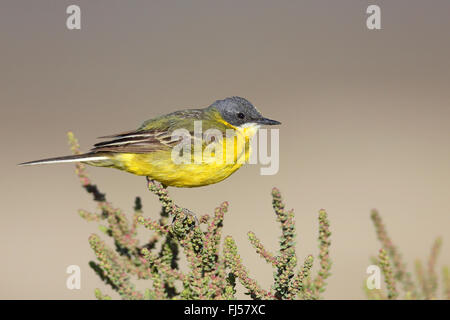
92, 108, 228, 154
91, 130, 182, 154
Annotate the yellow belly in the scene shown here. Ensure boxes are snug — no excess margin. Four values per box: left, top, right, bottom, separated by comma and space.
106, 125, 258, 187
114, 152, 243, 187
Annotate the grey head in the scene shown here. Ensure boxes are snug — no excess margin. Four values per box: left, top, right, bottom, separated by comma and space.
209, 96, 281, 127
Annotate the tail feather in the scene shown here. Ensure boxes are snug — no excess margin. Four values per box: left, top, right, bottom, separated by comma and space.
18, 154, 109, 166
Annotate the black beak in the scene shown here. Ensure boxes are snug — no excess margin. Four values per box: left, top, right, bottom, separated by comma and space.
256, 117, 281, 125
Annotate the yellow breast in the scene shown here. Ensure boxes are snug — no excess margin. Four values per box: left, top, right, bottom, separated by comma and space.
109, 123, 259, 187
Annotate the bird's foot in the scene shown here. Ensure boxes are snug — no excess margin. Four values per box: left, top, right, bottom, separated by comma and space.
146, 176, 164, 188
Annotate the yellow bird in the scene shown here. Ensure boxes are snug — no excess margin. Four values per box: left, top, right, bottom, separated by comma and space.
20, 97, 281, 187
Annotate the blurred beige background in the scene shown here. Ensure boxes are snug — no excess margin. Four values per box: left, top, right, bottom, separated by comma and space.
1, 0, 449, 299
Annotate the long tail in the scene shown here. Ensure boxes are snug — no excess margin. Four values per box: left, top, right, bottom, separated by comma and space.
18, 153, 109, 166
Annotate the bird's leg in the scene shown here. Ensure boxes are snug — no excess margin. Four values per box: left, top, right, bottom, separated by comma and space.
146, 176, 167, 187
146, 176, 156, 185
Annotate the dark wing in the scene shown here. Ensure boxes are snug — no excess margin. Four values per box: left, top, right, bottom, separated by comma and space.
92, 108, 209, 154
91, 130, 181, 154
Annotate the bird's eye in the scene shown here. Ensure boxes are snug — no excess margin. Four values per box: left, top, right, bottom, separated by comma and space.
237, 112, 245, 119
